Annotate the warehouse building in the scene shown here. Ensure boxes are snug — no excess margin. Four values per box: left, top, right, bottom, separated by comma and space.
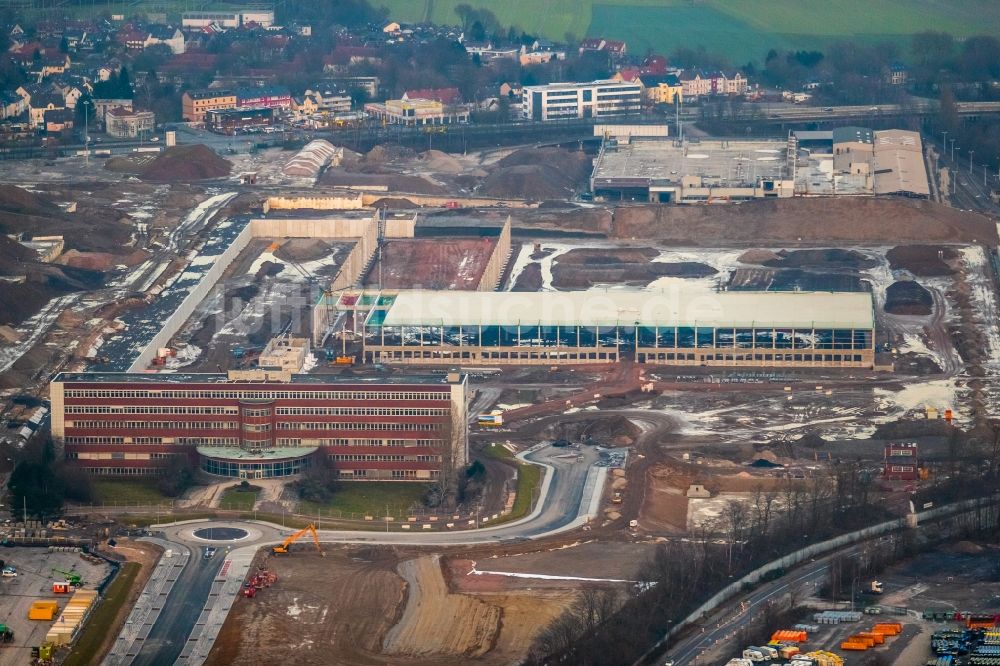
50, 371, 469, 480
358, 290, 876, 368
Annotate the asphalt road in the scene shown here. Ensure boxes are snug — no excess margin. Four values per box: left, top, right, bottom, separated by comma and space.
129, 550, 223, 666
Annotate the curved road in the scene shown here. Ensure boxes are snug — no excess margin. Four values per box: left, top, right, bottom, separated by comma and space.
108, 441, 615, 665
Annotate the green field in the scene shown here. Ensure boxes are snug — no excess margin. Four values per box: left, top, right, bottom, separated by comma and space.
297, 481, 431, 519
480, 443, 542, 523
218, 485, 260, 511
377, 0, 1000, 63
92, 479, 170, 506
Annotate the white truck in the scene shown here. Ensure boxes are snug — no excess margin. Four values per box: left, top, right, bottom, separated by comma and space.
742, 647, 767, 662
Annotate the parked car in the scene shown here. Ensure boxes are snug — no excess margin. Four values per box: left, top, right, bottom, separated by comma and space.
203, 547, 217, 559
2, 566, 17, 577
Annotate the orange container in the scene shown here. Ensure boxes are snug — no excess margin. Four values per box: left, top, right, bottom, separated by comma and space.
873, 623, 902, 635
857, 632, 884, 645
840, 641, 869, 651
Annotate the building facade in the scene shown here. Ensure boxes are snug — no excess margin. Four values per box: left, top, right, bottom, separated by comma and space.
205, 106, 273, 134
521, 80, 642, 121
364, 98, 470, 126
883, 442, 919, 481
357, 290, 876, 369
181, 89, 237, 123
50, 372, 469, 480
235, 86, 291, 110
105, 108, 155, 138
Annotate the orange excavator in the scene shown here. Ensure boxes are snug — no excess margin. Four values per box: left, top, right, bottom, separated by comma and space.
271, 524, 323, 556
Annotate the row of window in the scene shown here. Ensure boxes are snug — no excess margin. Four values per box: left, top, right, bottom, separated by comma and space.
65, 405, 239, 415
328, 454, 440, 462
275, 422, 439, 431
274, 407, 449, 416
64, 389, 450, 401
277, 438, 441, 447
69, 421, 239, 430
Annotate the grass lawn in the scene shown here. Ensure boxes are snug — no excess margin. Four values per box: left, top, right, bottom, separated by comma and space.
297, 482, 431, 519
62, 562, 141, 666
480, 443, 543, 522
378, 0, 1000, 64
92, 479, 170, 506
218, 485, 260, 511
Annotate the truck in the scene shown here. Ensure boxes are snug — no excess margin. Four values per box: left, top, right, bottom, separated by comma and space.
742, 647, 767, 662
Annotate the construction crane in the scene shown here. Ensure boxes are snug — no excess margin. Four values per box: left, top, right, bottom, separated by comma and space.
271, 524, 323, 556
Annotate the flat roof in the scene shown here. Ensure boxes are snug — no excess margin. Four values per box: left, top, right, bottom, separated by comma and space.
377, 290, 874, 329
53, 372, 460, 386
197, 446, 318, 461
591, 139, 789, 187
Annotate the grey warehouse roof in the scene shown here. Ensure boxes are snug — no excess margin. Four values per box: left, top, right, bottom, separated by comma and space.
378, 290, 874, 329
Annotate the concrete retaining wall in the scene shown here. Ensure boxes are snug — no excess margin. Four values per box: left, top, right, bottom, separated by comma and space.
127, 222, 254, 372
477, 216, 512, 291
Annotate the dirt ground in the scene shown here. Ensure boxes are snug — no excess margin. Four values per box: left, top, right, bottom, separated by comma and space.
549, 247, 716, 289
206, 546, 583, 666
364, 238, 497, 290
523, 198, 997, 246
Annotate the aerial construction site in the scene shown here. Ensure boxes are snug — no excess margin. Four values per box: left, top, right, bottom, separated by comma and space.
1, 122, 999, 666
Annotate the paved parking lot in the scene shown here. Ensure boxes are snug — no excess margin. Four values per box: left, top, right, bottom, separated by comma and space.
0, 547, 111, 666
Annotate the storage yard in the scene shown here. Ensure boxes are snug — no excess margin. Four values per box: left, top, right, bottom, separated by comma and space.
0, 546, 111, 666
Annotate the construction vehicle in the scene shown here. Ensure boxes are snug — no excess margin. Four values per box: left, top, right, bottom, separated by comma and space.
52, 569, 82, 586
242, 583, 257, 598
334, 355, 355, 365
869, 580, 884, 594
272, 524, 323, 556
0, 624, 12, 642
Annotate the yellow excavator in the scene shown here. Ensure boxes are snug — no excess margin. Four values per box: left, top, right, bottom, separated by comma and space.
271, 524, 323, 556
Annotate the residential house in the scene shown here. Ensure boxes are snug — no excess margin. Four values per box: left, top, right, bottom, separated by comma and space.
105, 107, 155, 137
381, 21, 401, 35
302, 86, 352, 113
55, 83, 84, 109
145, 25, 186, 54
91, 98, 133, 128
323, 45, 382, 73
887, 62, 908, 86
679, 70, 747, 98
118, 26, 148, 51
44, 108, 74, 133
0, 91, 28, 119
638, 73, 683, 105
31, 53, 71, 79
181, 89, 237, 122
28, 93, 64, 128
520, 49, 565, 66
579, 38, 626, 60
499, 82, 523, 99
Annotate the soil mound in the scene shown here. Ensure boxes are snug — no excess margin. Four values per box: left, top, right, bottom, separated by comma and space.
887, 245, 958, 276
884, 280, 933, 315
479, 147, 591, 200
0, 184, 64, 217
948, 540, 985, 554
551, 247, 716, 289
607, 198, 997, 246
139, 145, 231, 182
737, 249, 782, 264
763, 248, 877, 270
417, 149, 464, 173
582, 415, 641, 446
370, 197, 419, 209
365, 143, 416, 164
511, 263, 542, 291
0, 234, 39, 274
797, 432, 828, 449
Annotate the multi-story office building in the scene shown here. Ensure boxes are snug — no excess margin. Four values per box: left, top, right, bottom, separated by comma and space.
50, 371, 469, 481
521, 80, 642, 121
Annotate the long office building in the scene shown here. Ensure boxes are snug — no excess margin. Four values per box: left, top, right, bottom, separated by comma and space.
521, 80, 642, 121
50, 371, 468, 480
359, 290, 875, 368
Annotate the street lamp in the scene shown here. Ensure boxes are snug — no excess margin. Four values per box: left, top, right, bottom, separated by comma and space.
941, 130, 948, 157
950, 138, 956, 161
969, 149, 975, 174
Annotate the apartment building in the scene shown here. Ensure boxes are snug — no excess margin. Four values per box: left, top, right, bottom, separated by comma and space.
105, 107, 155, 138
181, 89, 237, 122
521, 80, 642, 121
